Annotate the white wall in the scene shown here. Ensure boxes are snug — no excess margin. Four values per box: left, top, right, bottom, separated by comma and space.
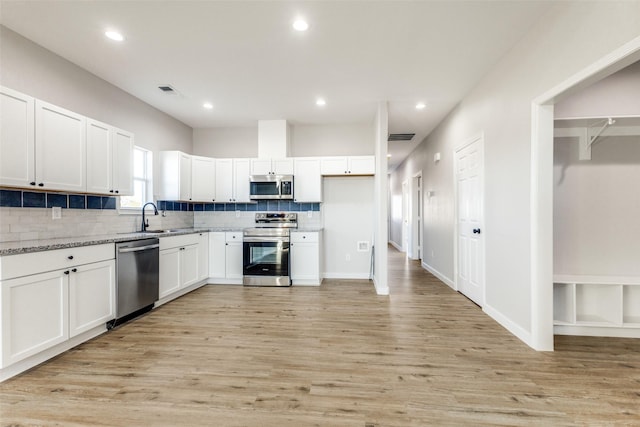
290, 124, 373, 156
554, 136, 640, 276
322, 177, 374, 279
555, 60, 640, 119
0, 26, 192, 155
192, 123, 372, 158
389, 1, 640, 346
192, 127, 258, 158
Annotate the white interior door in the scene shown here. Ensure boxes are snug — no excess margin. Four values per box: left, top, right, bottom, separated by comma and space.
456, 137, 484, 306
411, 173, 422, 260
402, 180, 409, 253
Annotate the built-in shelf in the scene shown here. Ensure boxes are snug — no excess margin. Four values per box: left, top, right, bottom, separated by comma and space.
553, 275, 640, 338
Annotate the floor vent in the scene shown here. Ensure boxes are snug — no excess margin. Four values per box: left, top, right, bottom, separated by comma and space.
388, 133, 415, 141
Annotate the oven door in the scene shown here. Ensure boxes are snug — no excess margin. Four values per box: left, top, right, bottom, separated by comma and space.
243, 238, 290, 278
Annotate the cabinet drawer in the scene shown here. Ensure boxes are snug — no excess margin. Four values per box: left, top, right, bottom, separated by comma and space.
291, 232, 319, 243
226, 232, 243, 243
159, 233, 200, 250
0, 243, 115, 280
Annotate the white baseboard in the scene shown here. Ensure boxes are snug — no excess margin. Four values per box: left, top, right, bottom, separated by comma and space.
554, 325, 640, 339
323, 272, 370, 280
155, 279, 209, 307
421, 261, 455, 289
206, 278, 243, 285
483, 303, 533, 348
373, 275, 389, 295
389, 240, 403, 251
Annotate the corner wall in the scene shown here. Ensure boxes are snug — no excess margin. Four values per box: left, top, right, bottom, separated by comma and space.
389, 1, 640, 348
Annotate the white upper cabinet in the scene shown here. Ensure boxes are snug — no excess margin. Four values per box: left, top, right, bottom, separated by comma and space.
112, 128, 134, 196
158, 151, 193, 201
293, 157, 322, 203
0, 87, 35, 188
233, 159, 251, 202
215, 158, 234, 202
35, 100, 87, 192
216, 158, 251, 203
250, 158, 293, 175
86, 120, 133, 196
320, 155, 375, 176
191, 155, 216, 202
86, 119, 112, 194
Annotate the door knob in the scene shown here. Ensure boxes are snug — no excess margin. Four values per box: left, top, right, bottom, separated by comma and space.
473, 228, 481, 234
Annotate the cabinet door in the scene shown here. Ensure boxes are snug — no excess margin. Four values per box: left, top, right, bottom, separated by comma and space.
69, 260, 115, 338
191, 156, 216, 202
180, 244, 200, 288
86, 119, 113, 195
348, 156, 375, 175
293, 158, 322, 202
320, 157, 348, 175
250, 158, 272, 175
209, 232, 226, 278
273, 158, 294, 175
179, 152, 192, 201
225, 242, 243, 280
159, 248, 181, 299
112, 128, 134, 196
0, 87, 35, 188
35, 100, 86, 192
233, 158, 251, 202
1, 270, 68, 368
215, 158, 234, 202
197, 232, 209, 281
290, 242, 320, 281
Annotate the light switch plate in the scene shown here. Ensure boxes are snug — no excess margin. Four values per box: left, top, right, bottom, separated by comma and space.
52, 206, 62, 219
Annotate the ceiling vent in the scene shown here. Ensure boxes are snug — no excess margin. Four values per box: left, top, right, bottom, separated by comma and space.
158, 85, 177, 94
388, 133, 415, 141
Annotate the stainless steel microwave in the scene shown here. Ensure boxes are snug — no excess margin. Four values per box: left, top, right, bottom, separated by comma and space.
249, 175, 294, 200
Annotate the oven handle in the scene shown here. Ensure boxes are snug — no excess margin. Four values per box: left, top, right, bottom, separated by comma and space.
243, 237, 290, 243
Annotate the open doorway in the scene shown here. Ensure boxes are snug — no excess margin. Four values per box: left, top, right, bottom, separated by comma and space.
531, 39, 640, 350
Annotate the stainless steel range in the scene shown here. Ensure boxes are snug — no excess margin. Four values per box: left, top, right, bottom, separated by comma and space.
243, 212, 297, 287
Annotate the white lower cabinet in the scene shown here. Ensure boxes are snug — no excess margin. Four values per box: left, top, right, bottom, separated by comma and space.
1, 270, 68, 368
197, 232, 209, 281
159, 233, 205, 300
208, 232, 243, 284
290, 231, 322, 286
0, 244, 115, 373
69, 259, 115, 338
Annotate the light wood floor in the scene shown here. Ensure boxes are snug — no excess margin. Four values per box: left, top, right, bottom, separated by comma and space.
2, 247, 639, 426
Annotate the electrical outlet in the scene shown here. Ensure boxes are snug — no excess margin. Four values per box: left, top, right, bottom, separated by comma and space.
236, 210, 240, 218
307, 210, 313, 218
52, 206, 62, 220
346, 253, 351, 261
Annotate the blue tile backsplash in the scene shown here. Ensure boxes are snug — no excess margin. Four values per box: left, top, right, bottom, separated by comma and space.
0, 189, 116, 210
157, 200, 320, 212
0, 188, 320, 213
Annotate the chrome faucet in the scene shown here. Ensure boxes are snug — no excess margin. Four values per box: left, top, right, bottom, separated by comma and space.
141, 202, 159, 232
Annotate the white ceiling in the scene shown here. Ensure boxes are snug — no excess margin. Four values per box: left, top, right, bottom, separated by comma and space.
0, 0, 552, 170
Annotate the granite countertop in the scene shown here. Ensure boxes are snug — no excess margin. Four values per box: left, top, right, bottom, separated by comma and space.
0, 226, 319, 256
0, 227, 229, 256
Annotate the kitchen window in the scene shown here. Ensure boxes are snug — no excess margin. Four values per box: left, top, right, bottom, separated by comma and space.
119, 146, 153, 212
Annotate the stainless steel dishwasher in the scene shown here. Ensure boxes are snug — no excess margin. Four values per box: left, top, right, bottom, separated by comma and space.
108, 238, 160, 328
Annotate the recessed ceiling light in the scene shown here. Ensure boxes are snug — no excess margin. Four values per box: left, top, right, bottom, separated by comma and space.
105, 30, 124, 42
203, 102, 213, 110
293, 19, 309, 31
316, 98, 326, 106
387, 154, 392, 158
416, 102, 426, 110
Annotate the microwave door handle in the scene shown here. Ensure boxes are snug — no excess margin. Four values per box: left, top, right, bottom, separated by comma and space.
275, 179, 281, 197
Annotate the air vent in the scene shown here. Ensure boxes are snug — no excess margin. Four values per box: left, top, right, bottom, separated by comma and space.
388, 133, 415, 141
158, 85, 176, 94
